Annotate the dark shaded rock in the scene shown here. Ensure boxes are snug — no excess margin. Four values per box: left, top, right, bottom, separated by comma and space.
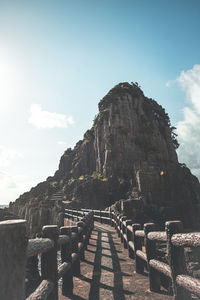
0, 208, 19, 221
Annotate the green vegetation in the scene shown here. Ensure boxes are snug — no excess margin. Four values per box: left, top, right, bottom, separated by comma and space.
68, 178, 75, 185
91, 172, 108, 182
102, 177, 108, 182
50, 181, 58, 187
72, 196, 76, 201
64, 148, 72, 156
118, 178, 125, 184
170, 126, 180, 149
82, 139, 89, 145
91, 172, 103, 179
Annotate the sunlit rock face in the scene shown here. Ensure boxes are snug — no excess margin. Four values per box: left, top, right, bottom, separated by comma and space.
9, 83, 200, 233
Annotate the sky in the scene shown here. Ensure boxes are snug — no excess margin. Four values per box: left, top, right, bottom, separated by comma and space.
0, 0, 200, 205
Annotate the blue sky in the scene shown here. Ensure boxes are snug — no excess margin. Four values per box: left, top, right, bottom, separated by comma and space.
0, 0, 200, 204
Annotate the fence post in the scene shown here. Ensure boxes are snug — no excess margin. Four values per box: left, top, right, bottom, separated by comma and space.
165, 221, 191, 300
89, 212, 94, 235
114, 212, 118, 230
60, 226, 73, 296
26, 255, 41, 295
144, 223, 160, 292
41, 225, 59, 300
109, 209, 113, 226
77, 221, 85, 259
117, 214, 122, 237
124, 220, 132, 249
71, 225, 80, 276
0, 220, 27, 300
120, 216, 127, 243
127, 222, 134, 259
100, 210, 102, 223
132, 223, 144, 274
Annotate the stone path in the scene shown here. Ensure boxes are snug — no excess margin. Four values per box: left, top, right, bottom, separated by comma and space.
59, 222, 173, 300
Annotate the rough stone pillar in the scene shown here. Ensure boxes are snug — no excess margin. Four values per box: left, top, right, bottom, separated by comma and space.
132, 223, 144, 274
26, 255, 41, 297
144, 223, 160, 292
120, 216, 127, 244
71, 225, 80, 275
60, 226, 73, 296
77, 221, 85, 259
124, 220, 132, 249
41, 225, 59, 300
0, 219, 28, 300
166, 221, 191, 300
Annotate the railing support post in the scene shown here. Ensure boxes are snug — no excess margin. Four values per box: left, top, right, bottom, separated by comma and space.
0, 220, 27, 300
144, 223, 160, 292
120, 216, 127, 244
41, 225, 59, 300
109, 209, 113, 226
100, 210, 102, 223
124, 220, 132, 249
71, 225, 80, 276
60, 226, 73, 296
117, 214, 122, 237
77, 221, 85, 260
26, 255, 41, 295
166, 221, 191, 300
132, 223, 144, 274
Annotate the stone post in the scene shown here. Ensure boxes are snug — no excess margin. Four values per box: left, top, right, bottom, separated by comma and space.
124, 220, 132, 249
0, 219, 28, 300
109, 209, 113, 226
120, 216, 127, 244
60, 226, 73, 296
132, 223, 144, 274
166, 221, 191, 300
0, 220, 28, 300
77, 221, 85, 259
144, 223, 160, 292
100, 210, 102, 223
71, 225, 80, 276
41, 225, 59, 300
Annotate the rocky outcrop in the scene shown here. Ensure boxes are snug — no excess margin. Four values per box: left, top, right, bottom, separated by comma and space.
0, 208, 19, 221
9, 181, 64, 237
9, 82, 200, 233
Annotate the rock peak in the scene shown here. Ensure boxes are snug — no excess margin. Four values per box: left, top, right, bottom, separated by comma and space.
9, 82, 200, 235
98, 82, 143, 111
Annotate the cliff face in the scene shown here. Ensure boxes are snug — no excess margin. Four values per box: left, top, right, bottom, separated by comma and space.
9, 83, 200, 234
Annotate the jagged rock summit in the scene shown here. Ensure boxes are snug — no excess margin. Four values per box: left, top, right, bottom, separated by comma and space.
9, 82, 200, 235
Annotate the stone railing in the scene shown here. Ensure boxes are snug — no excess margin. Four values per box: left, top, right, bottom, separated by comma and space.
0, 211, 94, 300
65, 208, 112, 224
66, 208, 200, 300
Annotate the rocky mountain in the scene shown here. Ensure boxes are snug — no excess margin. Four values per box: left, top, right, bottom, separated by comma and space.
9, 82, 200, 235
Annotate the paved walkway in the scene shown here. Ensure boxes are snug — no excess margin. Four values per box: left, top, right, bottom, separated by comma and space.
59, 222, 172, 300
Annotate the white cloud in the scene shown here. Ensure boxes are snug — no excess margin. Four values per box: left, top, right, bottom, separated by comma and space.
0, 171, 16, 189
28, 104, 74, 129
0, 145, 20, 167
0, 171, 38, 205
176, 65, 200, 179
57, 141, 67, 146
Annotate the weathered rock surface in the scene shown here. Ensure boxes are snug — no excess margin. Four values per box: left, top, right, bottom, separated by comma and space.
9, 82, 200, 233
0, 208, 19, 221
9, 181, 64, 237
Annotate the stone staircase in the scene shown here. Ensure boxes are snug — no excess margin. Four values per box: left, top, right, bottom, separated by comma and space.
49, 190, 64, 201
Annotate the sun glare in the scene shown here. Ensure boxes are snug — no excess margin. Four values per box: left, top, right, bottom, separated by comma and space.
0, 53, 23, 108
